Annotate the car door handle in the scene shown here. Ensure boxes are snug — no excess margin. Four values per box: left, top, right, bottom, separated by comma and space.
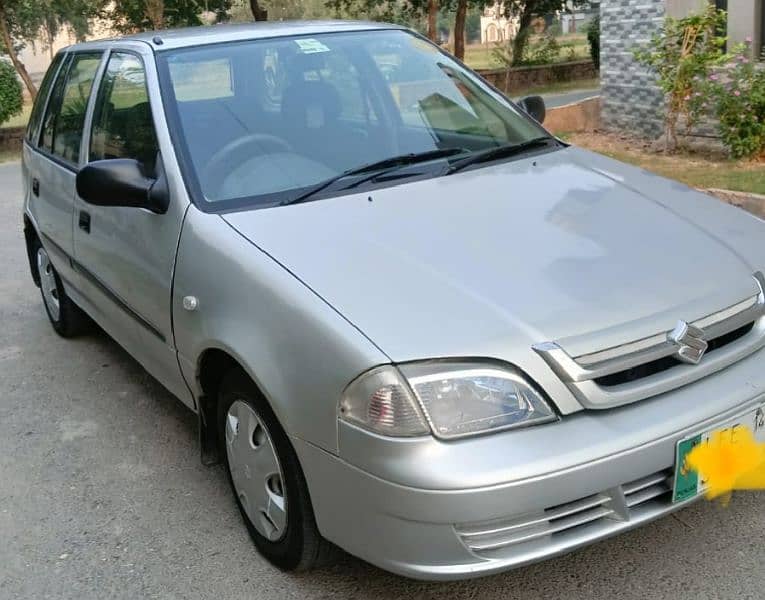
78, 211, 91, 234
32, 178, 39, 197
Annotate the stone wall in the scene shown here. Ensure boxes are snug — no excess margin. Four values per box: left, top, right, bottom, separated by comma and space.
476, 60, 597, 95
600, 0, 666, 138
0, 127, 25, 155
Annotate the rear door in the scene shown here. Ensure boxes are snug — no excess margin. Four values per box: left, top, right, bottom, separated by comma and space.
73, 47, 194, 408
24, 51, 102, 286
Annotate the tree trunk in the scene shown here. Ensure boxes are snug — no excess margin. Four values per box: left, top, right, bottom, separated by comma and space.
511, 8, 533, 66
250, 0, 268, 21
454, 0, 467, 60
427, 0, 438, 42
145, 0, 165, 29
0, 2, 37, 100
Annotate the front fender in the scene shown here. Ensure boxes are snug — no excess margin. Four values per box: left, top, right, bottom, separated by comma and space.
172, 206, 388, 454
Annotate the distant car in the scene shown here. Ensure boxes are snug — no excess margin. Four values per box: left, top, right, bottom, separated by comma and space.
21, 21, 765, 581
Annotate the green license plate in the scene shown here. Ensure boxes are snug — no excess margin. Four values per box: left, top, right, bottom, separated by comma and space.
673, 407, 765, 503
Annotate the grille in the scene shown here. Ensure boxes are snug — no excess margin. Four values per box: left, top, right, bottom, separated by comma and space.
456, 469, 673, 557
533, 272, 765, 409
595, 322, 755, 387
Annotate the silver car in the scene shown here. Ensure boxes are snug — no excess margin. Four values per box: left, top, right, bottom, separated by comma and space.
21, 21, 765, 580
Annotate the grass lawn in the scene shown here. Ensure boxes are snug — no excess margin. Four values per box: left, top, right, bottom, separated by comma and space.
463, 34, 590, 70
566, 132, 765, 196
0, 149, 20, 163
2, 103, 32, 129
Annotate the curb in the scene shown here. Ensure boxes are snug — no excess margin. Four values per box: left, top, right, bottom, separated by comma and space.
705, 188, 765, 219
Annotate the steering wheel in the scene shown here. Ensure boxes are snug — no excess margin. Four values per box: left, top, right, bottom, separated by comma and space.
202, 133, 293, 199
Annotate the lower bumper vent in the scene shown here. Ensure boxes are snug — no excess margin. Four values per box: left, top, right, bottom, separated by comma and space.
456, 469, 674, 559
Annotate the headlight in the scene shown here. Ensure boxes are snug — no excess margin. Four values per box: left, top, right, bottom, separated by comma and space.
339, 361, 557, 439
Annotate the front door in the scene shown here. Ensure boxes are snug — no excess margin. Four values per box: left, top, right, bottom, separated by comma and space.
73, 48, 193, 408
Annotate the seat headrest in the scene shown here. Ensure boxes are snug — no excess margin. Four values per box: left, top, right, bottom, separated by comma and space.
280, 80, 342, 129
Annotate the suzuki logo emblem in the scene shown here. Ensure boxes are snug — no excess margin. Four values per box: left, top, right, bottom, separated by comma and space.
668, 320, 708, 365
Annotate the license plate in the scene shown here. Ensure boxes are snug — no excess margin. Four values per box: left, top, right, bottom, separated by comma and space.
672, 406, 765, 503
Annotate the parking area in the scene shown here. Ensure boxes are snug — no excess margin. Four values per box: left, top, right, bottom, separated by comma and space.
1, 160, 763, 599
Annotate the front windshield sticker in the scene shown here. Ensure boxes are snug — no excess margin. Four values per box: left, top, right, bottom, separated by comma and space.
295, 38, 330, 54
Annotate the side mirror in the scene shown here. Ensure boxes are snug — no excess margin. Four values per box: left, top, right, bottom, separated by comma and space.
518, 95, 546, 124
76, 158, 169, 214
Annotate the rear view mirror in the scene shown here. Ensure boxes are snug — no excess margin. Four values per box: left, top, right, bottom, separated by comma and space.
76, 158, 169, 214
518, 95, 546, 124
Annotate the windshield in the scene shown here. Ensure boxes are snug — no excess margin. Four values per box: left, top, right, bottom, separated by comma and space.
158, 29, 552, 209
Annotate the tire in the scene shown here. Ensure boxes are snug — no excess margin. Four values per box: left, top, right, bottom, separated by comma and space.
217, 369, 332, 571
32, 237, 88, 338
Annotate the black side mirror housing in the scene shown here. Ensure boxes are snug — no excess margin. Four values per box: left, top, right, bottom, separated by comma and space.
518, 95, 546, 124
76, 158, 169, 214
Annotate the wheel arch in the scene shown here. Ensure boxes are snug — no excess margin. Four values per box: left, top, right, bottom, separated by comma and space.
195, 346, 286, 466
23, 213, 41, 288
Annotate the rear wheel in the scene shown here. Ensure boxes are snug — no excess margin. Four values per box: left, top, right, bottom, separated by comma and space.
217, 369, 332, 571
34, 240, 88, 337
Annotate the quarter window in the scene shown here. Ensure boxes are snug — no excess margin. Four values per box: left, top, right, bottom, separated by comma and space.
40, 53, 102, 164
26, 53, 65, 144
90, 53, 159, 171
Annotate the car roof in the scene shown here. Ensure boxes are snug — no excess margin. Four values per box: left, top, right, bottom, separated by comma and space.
66, 20, 406, 52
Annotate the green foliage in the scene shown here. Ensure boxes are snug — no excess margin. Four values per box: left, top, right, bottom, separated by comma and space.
324, 0, 425, 25
502, 0, 586, 66
0, 59, 23, 125
703, 41, 765, 159
524, 31, 560, 65
110, 0, 232, 33
585, 14, 599, 69
230, 0, 329, 21
634, 6, 727, 149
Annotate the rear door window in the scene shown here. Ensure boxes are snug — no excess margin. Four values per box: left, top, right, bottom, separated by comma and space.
89, 52, 159, 172
26, 53, 65, 144
40, 52, 102, 164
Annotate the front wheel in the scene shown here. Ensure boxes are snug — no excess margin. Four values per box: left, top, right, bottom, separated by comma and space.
34, 240, 88, 337
217, 369, 332, 571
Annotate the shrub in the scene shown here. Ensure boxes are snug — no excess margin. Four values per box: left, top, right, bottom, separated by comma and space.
704, 40, 765, 159
524, 32, 561, 65
634, 6, 727, 150
586, 15, 600, 69
0, 59, 23, 126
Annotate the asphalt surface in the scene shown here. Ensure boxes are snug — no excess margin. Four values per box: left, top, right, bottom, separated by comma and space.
532, 88, 600, 109
1, 160, 763, 600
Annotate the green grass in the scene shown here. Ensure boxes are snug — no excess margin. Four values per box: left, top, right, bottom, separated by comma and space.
0, 149, 21, 163
568, 133, 765, 195
463, 35, 590, 70
2, 103, 31, 129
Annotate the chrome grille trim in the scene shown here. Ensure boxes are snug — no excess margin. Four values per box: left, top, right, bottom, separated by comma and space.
456, 469, 673, 557
533, 272, 765, 409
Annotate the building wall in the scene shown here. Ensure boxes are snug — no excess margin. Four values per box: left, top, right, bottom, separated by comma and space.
728, 0, 763, 56
600, 0, 666, 138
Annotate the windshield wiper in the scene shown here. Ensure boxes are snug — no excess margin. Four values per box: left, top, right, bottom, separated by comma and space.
281, 148, 469, 206
446, 137, 558, 175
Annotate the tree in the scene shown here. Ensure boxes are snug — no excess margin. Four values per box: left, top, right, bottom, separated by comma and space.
0, 0, 107, 99
249, 0, 267, 20
453, 0, 466, 58
111, 0, 232, 33
0, 57, 22, 125
426, 0, 437, 41
502, 0, 584, 66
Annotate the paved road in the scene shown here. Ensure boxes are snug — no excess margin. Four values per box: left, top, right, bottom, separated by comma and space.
1, 160, 763, 600
539, 88, 600, 109
511, 88, 600, 109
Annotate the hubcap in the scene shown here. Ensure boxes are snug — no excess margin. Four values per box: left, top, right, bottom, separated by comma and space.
225, 400, 287, 541
37, 247, 60, 321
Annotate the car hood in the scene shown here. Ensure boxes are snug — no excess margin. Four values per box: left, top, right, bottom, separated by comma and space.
223, 147, 765, 412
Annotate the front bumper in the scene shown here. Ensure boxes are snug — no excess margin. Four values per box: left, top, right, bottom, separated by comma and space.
293, 348, 765, 580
